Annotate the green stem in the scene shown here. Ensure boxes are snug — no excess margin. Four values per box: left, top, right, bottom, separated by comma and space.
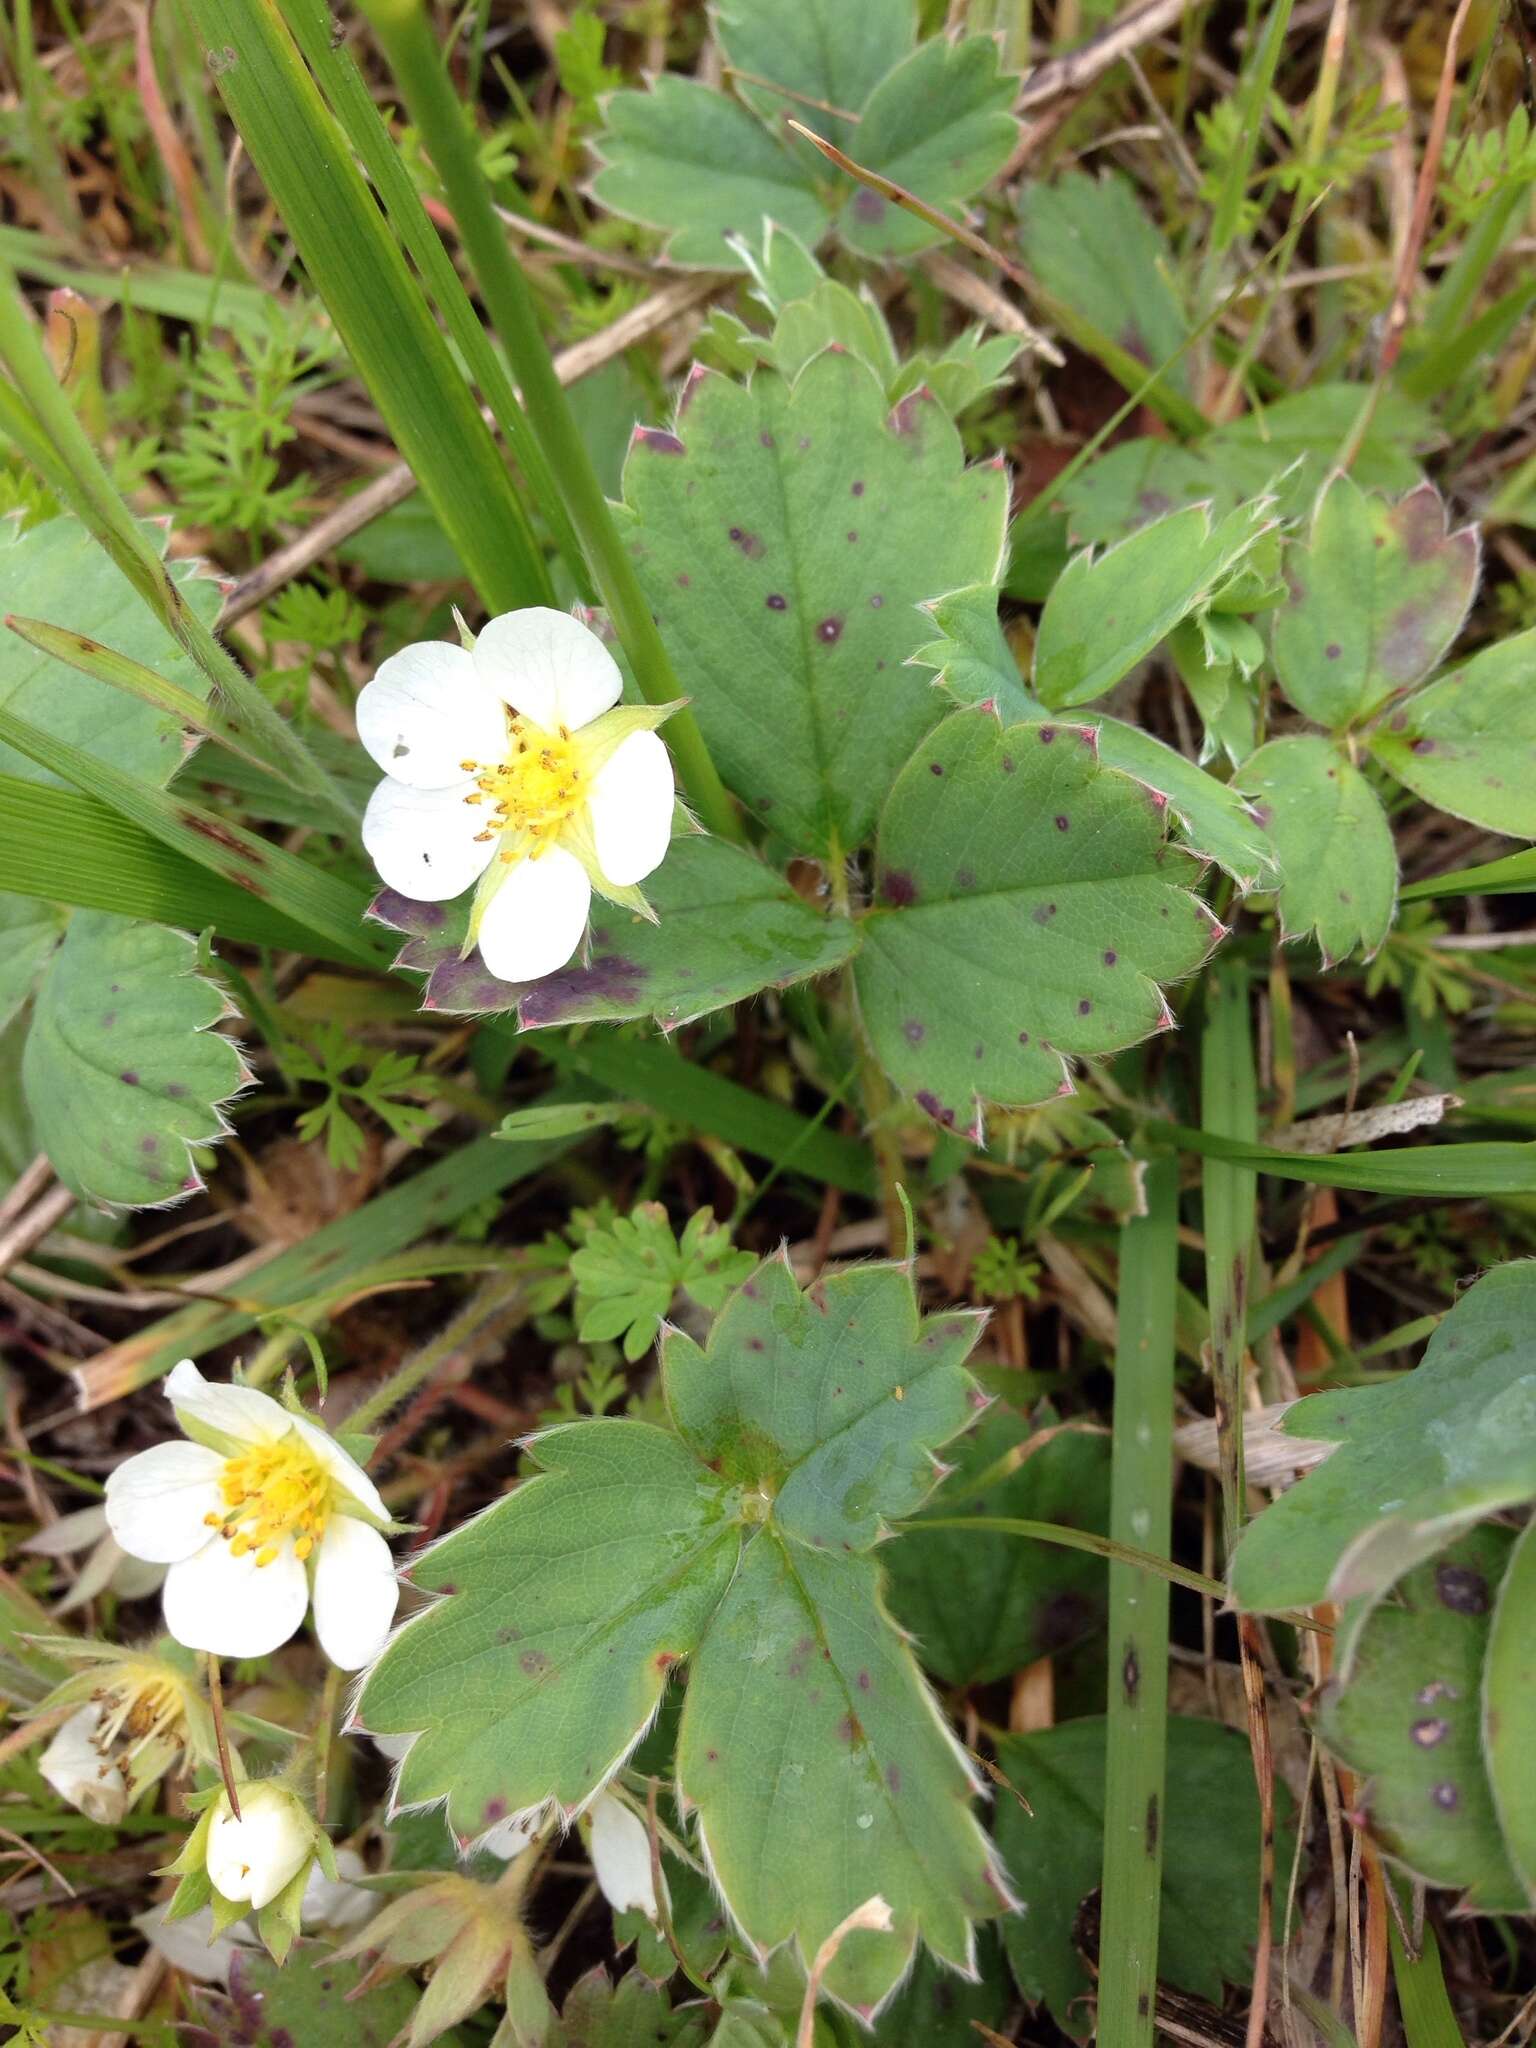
1201, 956, 1258, 1561
356, 0, 742, 845
1096, 1155, 1178, 2048
348, 1266, 534, 1437
0, 272, 356, 836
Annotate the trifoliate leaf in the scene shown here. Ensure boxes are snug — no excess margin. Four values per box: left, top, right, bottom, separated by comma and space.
21, 912, 245, 1207
1369, 626, 1536, 837
1318, 1525, 1527, 1910
1229, 1261, 1536, 1613
589, 76, 825, 269
1271, 476, 1479, 731
0, 515, 220, 789
618, 350, 1008, 856
1034, 501, 1276, 710
370, 834, 857, 1027
360, 1258, 1007, 2012
855, 709, 1221, 1132
1234, 736, 1397, 963
996, 1716, 1293, 2038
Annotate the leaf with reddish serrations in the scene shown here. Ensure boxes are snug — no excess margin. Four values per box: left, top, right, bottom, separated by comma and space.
854, 708, 1221, 1136
616, 348, 1008, 858
369, 835, 855, 1027
1271, 475, 1479, 732
359, 1258, 1008, 2017
1369, 626, 1536, 838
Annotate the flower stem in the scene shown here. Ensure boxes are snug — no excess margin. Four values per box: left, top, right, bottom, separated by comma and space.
348, 1267, 535, 1440
206, 1654, 241, 1821
356, 1, 743, 846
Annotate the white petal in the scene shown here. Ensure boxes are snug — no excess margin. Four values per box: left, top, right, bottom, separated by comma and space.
312, 1516, 398, 1671
480, 1811, 540, 1860
476, 846, 591, 982
286, 1413, 389, 1524
588, 1792, 661, 1920
104, 1441, 225, 1565
362, 776, 495, 903
165, 1359, 289, 1448
206, 1783, 313, 1911
473, 608, 621, 733
133, 1903, 255, 1985
302, 1847, 377, 1931
586, 730, 675, 887
41, 1705, 127, 1824
356, 640, 508, 787
162, 1537, 309, 1659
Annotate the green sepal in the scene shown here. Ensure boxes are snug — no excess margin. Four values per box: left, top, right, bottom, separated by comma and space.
255, 1853, 315, 1965
163, 1864, 214, 1924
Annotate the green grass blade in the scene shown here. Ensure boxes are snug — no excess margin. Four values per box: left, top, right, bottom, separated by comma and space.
69, 1123, 576, 1408
179, 0, 552, 615
0, 702, 384, 967
1156, 1122, 1536, 1197
275, 0, 582, 592
1097, 1153, 1178, 2048
0, 774, 357, 955
356, 0, 742, 844
1388, 1898, 1465, 2048
0, 223, 278, 332
1400, 846, 1536, 901
1201, 958, 1257, 1556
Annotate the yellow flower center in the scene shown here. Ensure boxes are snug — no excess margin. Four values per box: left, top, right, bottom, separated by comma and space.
204, 1437, 333, 1566
94, 1665, 188, 1782
461, 718, 583, 860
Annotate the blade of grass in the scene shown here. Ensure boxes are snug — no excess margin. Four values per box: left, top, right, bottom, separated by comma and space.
1387, 1894, 1463, 2048
355, 0, 742, 845
5, 614, 276, 778
1399, 846, 1536, 901
1154, 1122, 1536, 1197
178, 0, 554, 616
0, 224, 276, 332
0, 774, 357, 955
0, 702, 385, 969
69, 1120, 577, 1409
0, 270, 354, 834
1202, 958, 1258, 1557
275, 0, 586, 594
1198, 0, 1295, 296
1096, 1154, 1178, 2048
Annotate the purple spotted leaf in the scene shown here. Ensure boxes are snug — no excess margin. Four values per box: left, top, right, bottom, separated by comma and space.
20, 912, 246, 1208
1233, 736, 1397, 964
1369, 625, 1536, 838
616, 348, 1009, 857
855, 707, 1221, 1137
359, 1257, 1009, 2015
1316, 1525, 1527, 1911
370, 835, 856, 1028
1271, 475, 1480, 731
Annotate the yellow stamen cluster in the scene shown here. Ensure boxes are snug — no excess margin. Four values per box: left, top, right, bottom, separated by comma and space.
92, 1664, 188, 1789
203, 1437, 332, 1567
460, 717, 583, 861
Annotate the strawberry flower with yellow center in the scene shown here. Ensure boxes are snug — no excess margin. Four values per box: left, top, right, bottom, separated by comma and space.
357, 607, 678, 982
104, 1361, 397, 1670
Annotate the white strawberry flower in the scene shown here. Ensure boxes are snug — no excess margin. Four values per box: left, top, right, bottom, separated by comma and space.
40, 1704, 128, 1825
357, 607, 677, 982
104, 1361, 398, 1671
205, 1781, 315, 1911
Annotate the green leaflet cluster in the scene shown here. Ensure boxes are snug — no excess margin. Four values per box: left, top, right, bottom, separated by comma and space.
358, 1256, 1011, 2012
589, 0, 1018, 270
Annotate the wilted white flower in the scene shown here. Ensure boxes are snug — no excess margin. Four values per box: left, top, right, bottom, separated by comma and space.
39, 1704, 127, 1824
103, 1360, 397, 1669
205, 1781, 315, 1912
23, 1501, 164, 1615
586, 1791, 662, 1922
357, 607, 676, 981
